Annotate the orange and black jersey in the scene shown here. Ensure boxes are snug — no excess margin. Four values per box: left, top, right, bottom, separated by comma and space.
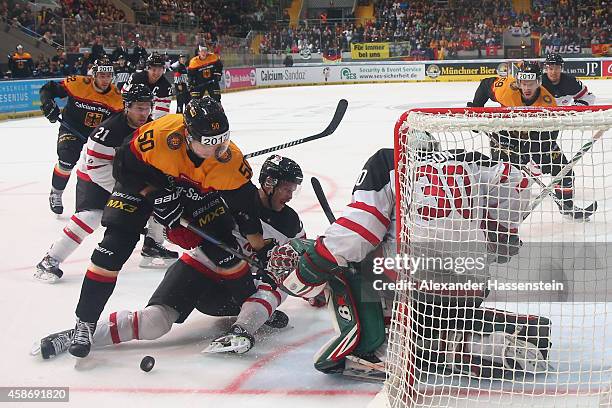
113, 114, 262, 235
187, 54, 223, 89
40, 75, 123, 137
470, 76, 557, 108
8, 52, 33, 76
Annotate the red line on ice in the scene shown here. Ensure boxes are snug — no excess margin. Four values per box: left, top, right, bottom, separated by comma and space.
222, 328, 334, 392
0, 181, 37, 193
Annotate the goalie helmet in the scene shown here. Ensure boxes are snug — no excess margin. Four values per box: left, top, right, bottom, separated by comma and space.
406, 129, 440, 153
259, 155, 303, 189
121, 83, 153, 106
146, 52, 165, 68
183, 97, 229, 143
544, 53, 564, 66
92, 57, 114, 75
516, 61, 542, 83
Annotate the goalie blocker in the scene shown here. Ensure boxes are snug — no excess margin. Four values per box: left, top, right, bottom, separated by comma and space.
267, 135, 551, 379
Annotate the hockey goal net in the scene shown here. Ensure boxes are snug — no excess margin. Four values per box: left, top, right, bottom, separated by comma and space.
381, 106, 612, 408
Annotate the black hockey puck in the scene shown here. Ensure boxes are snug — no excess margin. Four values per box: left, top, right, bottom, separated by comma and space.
140, 356, 155, 372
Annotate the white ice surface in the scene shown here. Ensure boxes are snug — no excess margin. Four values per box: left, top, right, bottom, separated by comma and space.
0, 80, 611, 407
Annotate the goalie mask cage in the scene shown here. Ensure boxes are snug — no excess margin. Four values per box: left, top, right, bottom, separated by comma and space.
380, 105, 612, 408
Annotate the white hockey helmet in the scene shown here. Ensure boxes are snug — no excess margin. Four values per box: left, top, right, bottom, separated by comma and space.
406, 129, 440, 152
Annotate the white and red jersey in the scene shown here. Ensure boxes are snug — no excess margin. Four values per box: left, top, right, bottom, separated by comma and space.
316, 148, 532, 267
76, 112, 139, 192
542, 73, 596, 106
123, 71, 172, 120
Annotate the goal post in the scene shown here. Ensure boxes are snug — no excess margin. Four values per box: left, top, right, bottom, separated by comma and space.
382, 105, 612, 408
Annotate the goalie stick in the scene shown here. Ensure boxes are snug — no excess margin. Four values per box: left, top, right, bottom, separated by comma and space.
311, 177, 336, 223
244, 99, 348, 159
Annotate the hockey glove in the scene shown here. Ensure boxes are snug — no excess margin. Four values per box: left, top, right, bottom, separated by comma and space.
41, 100, 60, 123
255, 238, 278, 266
150, 188, 183, 228
267, 237, 340, 290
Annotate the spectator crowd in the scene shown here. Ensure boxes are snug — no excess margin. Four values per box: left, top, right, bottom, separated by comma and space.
1, 0, 609, 78
259, 0, 610, 58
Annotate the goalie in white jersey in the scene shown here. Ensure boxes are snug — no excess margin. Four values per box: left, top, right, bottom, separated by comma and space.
34, 155, 306, 359
267, 131, 551, 379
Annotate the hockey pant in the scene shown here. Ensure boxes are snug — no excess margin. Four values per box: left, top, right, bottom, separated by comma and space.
190, 81, 221, 102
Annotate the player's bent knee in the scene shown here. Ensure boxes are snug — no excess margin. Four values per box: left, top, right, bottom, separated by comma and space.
91, 227, 141, 271
138, 305, 179, 340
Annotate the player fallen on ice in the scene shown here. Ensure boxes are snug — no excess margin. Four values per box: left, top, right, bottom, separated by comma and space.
34, 156, 308, 358
265, 131, 551, 381
468, 60, 595, 219
63, 97, 292, 359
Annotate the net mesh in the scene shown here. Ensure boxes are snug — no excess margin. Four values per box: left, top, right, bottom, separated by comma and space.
385, 106, 612, 408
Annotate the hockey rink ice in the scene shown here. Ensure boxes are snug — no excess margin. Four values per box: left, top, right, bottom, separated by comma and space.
1, 80, 611, 407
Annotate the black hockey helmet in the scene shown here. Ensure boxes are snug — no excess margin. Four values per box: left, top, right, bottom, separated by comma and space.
516, 60, 542, 83
122, 83, 153, 106
183, 97, 229, 143
146, 52, 165, 68
259, 155, 303, 189
92, 57, 114, 75
544, 53, 564, 66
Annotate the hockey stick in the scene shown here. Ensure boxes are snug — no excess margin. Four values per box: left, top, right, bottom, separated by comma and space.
520, 163, 597, 219
179, 218, 277, 287
524, 129, 604, 217
311, 177, 336, 223
58, 117, 88, 142
487, 132, 597, 218
244, 99, 348, 159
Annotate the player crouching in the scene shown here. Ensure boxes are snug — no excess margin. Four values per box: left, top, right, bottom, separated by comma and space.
265, 132, 551, 381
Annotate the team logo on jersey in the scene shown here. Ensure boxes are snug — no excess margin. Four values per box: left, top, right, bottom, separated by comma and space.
215, 147, 232, 163
83, 77, 92, 85
167, 132, 183, 150
543, 95, 552, 104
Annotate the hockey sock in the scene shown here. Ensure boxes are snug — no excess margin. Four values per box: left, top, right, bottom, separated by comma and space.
93, 305, 179, 347
49, 212, 101, 262
235, 284, 283, 334
75, 270, 117, 323
52, 164, 71, 190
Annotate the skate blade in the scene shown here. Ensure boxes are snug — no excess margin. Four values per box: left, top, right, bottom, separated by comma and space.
202, 340, 250, 354
30, 341, 41, 356
33, 271, 60, 284
139, 257, 175, 269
